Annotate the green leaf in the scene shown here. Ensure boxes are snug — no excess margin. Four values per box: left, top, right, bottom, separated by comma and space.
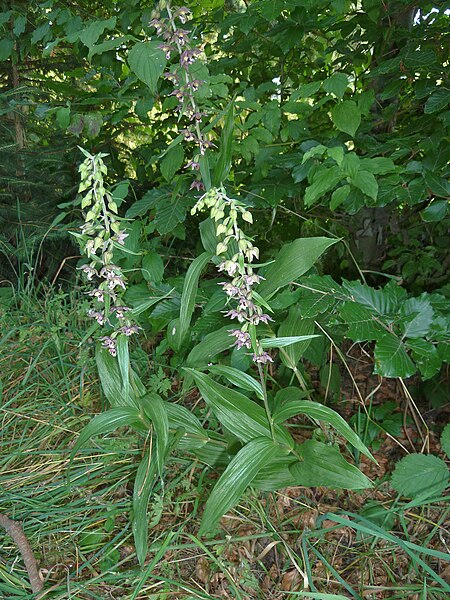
133, 447, 158, 565
260, 335, 319, 348
331, 100, 361, 137
323, 73, 349, 99
341, 280, 393, 315
160, 144, 184, 182
56, 106, 71, 129
273, 400, 374, 460
199, 437, 284, 535
423, 169, 450, 198
421, 200, 448, 222
441, 424, 450, 460
139, 393, 169, 476
424, 89, 449, 114
128, 41, 166, 93
0, 38, 13, 61
400, 296, 434, 339
374, 333, 416, 378
351, 170, 378, 200
330, 184, 350, 210
88, 36, 129, 59
278, 307, 315, 367
391, 454, 449, 499
186, 327, 235, 367
258, 237, 339, 299
79, 17, 116, 49
116, 335, 130, 401
154, 193, 188, 235
125, 188, 165, 219
142, 251, 164, 283
290, 440, 372, 489
70, 407, 144, 461
340, 302, 385, 341
185, 369, 293, 448
213, 100, 234, 185
305, 165, 342, 206
96, 347, 135, 408
177, 252, 212, 348
207, 365, 264, 399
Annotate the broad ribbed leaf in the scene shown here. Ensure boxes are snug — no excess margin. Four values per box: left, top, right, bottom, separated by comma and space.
160, 144, 184, 182
139, 393, 169, 475
186, 327, 235, 366
199, 437, 284, 535
213, 100, 234, 184
278, 307, 315, 367
258, 237, 338, 299
273, 400, 374, 460
400, 296, 434, 338
185, 369, 293, 447
96, 346, 136, 408
374, 333, 416, 378
128, 41, 166, 92
176, 252, 212, 348
133, 448, 158, 565
342, 280, 393, 315
207, 365, 264, 399
290, 440, 372, 489
70, 407, 144, 460
260, 335, 319, 348
116, 335, 130, 401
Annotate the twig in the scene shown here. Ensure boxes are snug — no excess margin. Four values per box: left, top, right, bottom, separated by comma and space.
0, 514, 43, 594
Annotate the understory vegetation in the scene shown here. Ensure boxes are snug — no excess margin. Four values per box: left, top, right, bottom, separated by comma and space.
1, 0, 449, 598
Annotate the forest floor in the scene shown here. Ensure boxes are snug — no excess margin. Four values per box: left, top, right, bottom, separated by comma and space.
1, 294, 449, 600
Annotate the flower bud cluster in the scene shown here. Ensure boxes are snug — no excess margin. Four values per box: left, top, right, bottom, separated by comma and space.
150, 1, 212, 191
76, 149, 140, 356
191, 187, 273, 364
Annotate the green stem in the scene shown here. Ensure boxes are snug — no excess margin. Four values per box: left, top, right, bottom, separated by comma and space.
257, 363, 275, 441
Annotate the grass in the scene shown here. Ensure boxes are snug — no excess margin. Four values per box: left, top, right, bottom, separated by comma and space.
1, 287, 449, 599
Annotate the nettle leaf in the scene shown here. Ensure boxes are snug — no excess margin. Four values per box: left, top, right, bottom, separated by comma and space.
323, 72, 349, 99
154, 193, 188, 235
441, 424, 450, 460
125, 188, 165, 219
374, 333, 416, 379
391, 454, 449, 499
290, 440, 372, 490
128, 41, 166, 93
305, 165, 342, 206
340, 302, 385, 341
400, 296, 434, 338
259, 237, 339, 299
351, 170, 378, 200
160, 144, 184, 182
142, 251, 164, 283
199, 437, 284, 535
331, 100, 361, 137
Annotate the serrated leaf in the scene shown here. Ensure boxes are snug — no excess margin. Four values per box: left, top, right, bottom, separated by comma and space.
331, 100, 361, 137
258, 237, 339, 299
342, 280, 393, 315
305, 165, 342, 206
142, 251, 164, 283
128, 41, 166, 93
289, 440, 372, 489
424, 89, 449, 114
374, 333, 416, 378
340, 302, 385, 341
352, 170, 378, 200
125, 188, 165, 219
79, 17, 116, 49
160, 144, 184, 182
273, 400, 374, 460
154, 194, 188, 235
185, 369, 293, 448
400, 296, 434, 338
199, 437, 284, 535
176, 252, 212, 348
441, 424, 450, 460
323, 73, 349, 99
207, 365, 264, 399
391, 454, 448, 499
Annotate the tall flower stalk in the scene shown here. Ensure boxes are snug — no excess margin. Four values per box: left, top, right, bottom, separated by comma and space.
75, 149, 139, 356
